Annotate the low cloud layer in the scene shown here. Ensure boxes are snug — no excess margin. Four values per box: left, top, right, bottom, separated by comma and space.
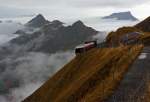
0, 22, 23, 44
0, 51, 74, 102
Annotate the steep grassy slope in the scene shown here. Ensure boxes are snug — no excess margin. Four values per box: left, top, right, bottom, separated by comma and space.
106, 16, 150, 47
138, 80, 150, 102
22, 45, 143, 102
106, 27, 150, 47
106, 27, 142, 46
144, 83, 150, 102
135, 16, 150, 32
140, 32, 150, 46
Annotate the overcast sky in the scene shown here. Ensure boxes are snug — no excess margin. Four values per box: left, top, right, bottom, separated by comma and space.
0, 0, 150, 20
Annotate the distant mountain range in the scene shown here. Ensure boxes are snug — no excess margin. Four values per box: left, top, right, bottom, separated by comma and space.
11, 14, 98, 53
102, 11, 138, 21
0, 14, 100, 62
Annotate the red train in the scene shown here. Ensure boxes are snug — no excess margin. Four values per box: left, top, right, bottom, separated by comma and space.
75, 41, 97, 54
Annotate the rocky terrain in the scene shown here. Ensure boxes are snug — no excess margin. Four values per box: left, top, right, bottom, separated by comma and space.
25, 14, 49, 28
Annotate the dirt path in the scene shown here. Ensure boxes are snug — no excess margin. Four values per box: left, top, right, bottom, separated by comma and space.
105, 46, 150, 102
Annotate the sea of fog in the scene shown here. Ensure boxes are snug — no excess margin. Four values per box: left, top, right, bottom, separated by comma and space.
0, 16, 139, 102
83, 18, 139, 32
0, 22, 23, 44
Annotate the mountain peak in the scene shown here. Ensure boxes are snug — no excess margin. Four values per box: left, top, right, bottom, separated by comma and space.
102, 11, 138, 21
51, 20, 64, 25
35, 14, 45, 20
26, 14, 49, 28
72, 20, 84, 27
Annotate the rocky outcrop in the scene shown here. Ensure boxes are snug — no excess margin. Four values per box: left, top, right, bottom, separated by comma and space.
25, 14, 49, 28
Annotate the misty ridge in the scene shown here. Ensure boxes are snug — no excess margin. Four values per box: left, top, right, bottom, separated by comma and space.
0, 14, 104, 102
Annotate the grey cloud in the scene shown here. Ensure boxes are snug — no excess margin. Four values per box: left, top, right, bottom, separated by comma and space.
0, 0, 149, 19
0, 0, 149, 8
0, 6, 34, 18
0, 51, 74, 102
67, 0, 150, 8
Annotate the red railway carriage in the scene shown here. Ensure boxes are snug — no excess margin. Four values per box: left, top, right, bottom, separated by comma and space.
75, 41, 97, 54
84, 41, 97, 46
